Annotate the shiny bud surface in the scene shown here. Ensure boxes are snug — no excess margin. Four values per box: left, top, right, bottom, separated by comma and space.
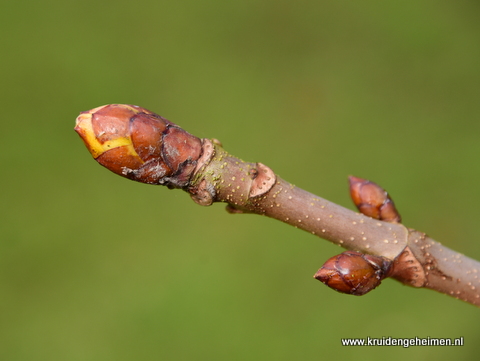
314, 251, 391, 296
348, 176, 401, 223
75, 104, 202, 188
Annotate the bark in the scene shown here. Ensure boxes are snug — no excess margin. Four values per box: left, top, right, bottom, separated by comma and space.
188, 140, 480, 307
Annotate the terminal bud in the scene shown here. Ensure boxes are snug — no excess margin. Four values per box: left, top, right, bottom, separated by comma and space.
75, 104, 202, 188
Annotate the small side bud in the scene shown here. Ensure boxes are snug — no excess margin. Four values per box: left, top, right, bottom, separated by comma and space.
314, 251, 392, 296
348, 176, 401, 223
74, 104, 202, 188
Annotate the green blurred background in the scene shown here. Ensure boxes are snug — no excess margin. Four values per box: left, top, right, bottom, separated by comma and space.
1, 1, 479, 360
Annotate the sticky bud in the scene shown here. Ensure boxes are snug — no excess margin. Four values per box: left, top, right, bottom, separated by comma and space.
348, 176, 401, 223
314, 251, 392, 296
74, 104, 202, 188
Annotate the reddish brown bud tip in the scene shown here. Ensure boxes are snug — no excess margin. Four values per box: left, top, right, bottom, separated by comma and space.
314, 251, 391, 296
348, 176, 401, 223
75, 104, 202, 188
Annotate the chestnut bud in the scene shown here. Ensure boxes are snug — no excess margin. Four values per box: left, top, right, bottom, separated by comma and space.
74, 104, 202, 188
314, 251, 392, 296
348, 176, 401, 223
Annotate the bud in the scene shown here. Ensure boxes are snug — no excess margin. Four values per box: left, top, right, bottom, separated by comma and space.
314, 251, 392, 296
74, 104, 202, 188
348, 176, 401, 223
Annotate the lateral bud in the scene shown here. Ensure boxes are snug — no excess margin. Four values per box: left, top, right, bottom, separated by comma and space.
314, 251, 392, 296
348, 176, 401, 223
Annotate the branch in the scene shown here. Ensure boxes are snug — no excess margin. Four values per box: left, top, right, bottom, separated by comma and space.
75, 104, 480, 308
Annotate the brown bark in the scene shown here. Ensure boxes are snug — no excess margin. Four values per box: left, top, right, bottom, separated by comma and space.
188, 141, 480, 307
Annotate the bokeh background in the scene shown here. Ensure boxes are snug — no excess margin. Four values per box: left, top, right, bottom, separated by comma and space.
1, 1, 479, 360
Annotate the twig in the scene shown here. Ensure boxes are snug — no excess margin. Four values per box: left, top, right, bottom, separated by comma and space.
75, 104, 480, 307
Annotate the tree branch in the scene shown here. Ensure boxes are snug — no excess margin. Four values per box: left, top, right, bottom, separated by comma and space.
75, 104, 480, 308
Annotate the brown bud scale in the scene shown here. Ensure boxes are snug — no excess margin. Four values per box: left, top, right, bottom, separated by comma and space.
390, 246, 426, 287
